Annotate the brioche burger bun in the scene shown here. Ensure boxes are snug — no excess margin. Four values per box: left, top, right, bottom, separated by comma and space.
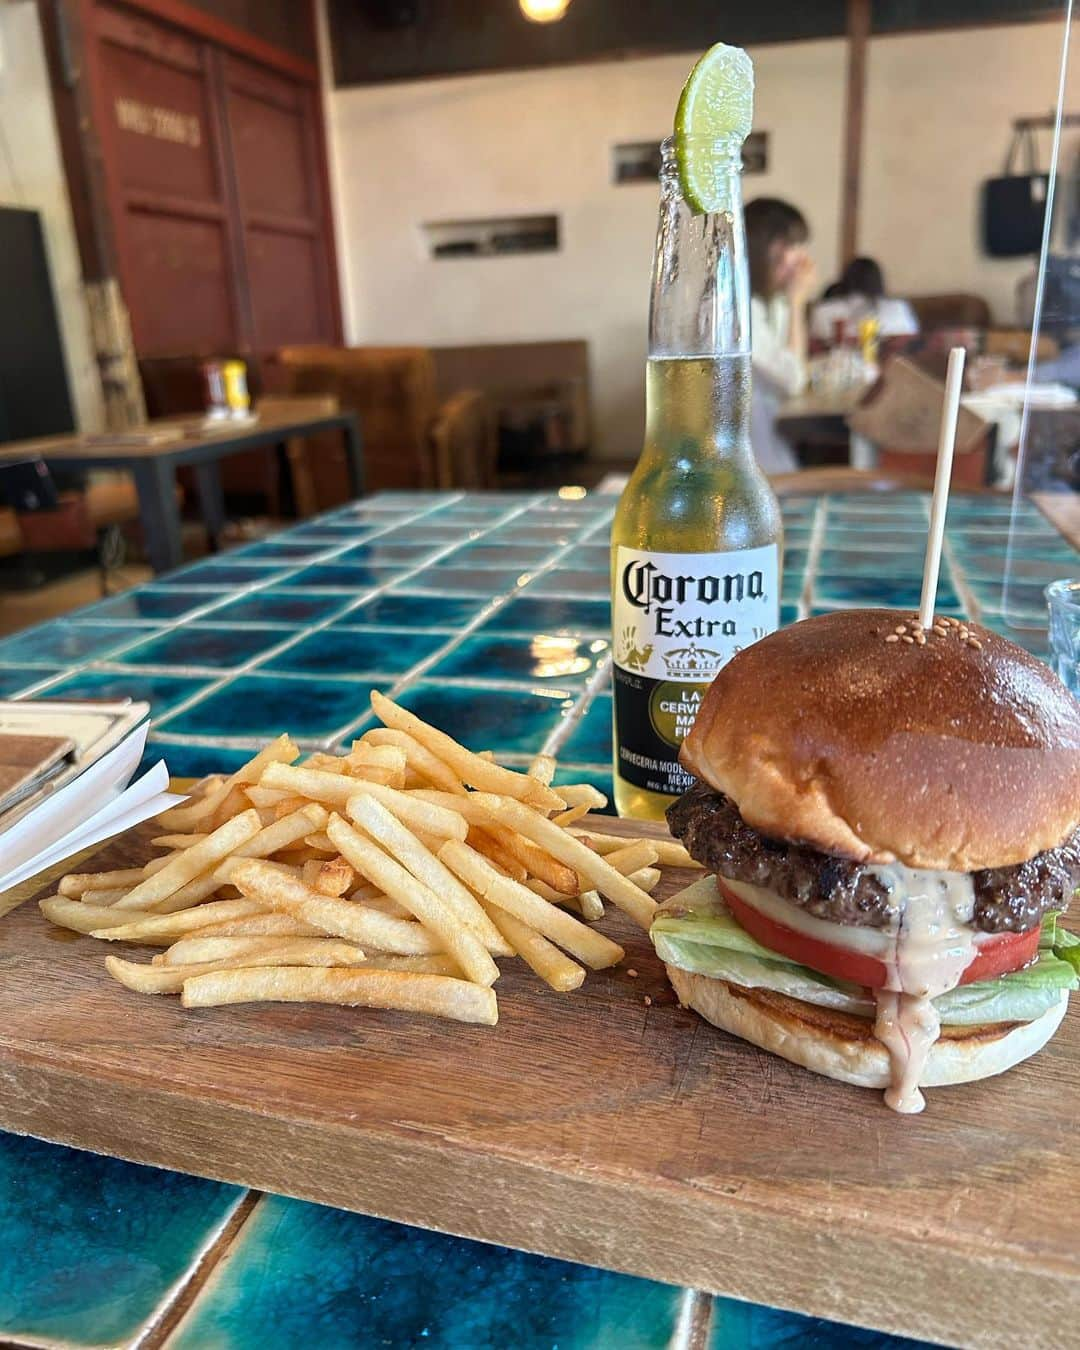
653, 609, 1080, 1113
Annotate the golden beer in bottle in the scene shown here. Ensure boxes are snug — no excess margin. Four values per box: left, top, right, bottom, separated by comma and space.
611, 115, 782, 820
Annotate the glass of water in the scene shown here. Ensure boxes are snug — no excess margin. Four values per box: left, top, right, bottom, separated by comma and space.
1046, 580, 1080, 695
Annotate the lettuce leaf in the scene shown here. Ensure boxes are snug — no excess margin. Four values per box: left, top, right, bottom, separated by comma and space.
652, 884, 1079, 1027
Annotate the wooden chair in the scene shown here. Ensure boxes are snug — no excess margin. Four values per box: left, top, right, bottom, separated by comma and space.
275, 346, 493, 493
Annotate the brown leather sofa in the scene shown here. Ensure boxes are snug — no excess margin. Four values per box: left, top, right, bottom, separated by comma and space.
275, 346, 495, 497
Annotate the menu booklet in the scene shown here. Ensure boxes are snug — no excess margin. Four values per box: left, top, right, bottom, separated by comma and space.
0, 701, 185, 893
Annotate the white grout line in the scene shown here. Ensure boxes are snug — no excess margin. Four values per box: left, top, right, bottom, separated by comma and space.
668, 1287, 712, 1350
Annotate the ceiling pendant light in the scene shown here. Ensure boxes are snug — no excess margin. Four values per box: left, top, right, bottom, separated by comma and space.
520, 0, 571, 23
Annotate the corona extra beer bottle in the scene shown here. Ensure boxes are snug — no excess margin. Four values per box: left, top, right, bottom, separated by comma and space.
611, 48, 782, 820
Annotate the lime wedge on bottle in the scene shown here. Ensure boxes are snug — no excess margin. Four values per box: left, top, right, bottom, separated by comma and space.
674, 43, 754, 214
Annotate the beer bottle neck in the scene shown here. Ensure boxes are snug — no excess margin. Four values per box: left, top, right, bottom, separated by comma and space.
648, 136, 749, 361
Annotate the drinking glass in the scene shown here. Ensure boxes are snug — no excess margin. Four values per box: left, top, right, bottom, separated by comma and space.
1046, 579, 1080, 694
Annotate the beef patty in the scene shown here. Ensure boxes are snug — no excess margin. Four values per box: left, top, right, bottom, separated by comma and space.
666, 781, 1080, 935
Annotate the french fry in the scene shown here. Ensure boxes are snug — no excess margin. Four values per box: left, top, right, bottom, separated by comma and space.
150, 834, 209, 850
343, 795, 511, 957
482, 904, 584, 992
597, 841, 659, 876
525, 878, 606, 922
40, 897, 165, 942
229, 859, 440, 955
301, 859, 322, 889
148, 874, 226, 915
80, 887, 131, 907
326, 812, 500, 986
551, 804, 591, 828
627, 866, 661, 894
361, 728, 467, 796
207, 784, 251, 829
110, 810, 261, 911
303, 832, 335, 853
302, 752, 346, 773
220, 804, 328, 875
471, 796, 658, 930
272, 795, 314, 820
404, 790, 576, 890
344, 743, 408, 781
156, 735, 299, 830
576, 889, 605, 920
438, 841, 624, 970
108, 939, 369, 994
485, 823, 578, 894
356, 954, 461, 976
108, 956, 229, 994
59, 868, 146, 898
180, 967, 498, 1025
260, 764, 467, 840
183, 913, 323, 940
161, 935, 368, 966
358, 894, 412, 919
527, 752, 557, 786
555, 784, 608, 810
243, 785, 291, 809
313, 857, 354, 898
90, 897, 269, 942
570, 829, 700, 870
370, 690, 565, 810
466, 826, 528, 881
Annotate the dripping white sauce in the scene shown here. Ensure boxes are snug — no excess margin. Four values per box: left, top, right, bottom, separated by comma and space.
866, 864, 977, 1114
722, 868, 979, 1114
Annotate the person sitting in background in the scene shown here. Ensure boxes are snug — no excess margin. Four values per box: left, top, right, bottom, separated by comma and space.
745, 197, 817, 474
811, 256, 919, 345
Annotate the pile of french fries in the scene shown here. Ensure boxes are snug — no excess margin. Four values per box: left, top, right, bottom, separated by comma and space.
40, 690, 698, 1025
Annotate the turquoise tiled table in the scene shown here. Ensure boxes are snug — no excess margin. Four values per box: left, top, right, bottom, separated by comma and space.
0, 488, 1073, 1350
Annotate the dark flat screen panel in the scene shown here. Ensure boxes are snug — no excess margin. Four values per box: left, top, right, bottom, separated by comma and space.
0, 209, 75, 443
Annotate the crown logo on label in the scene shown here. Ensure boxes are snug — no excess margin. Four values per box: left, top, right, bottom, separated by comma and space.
662, 643, 724, 678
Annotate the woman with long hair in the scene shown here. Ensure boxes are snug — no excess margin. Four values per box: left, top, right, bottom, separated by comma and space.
744, 197, 817, 473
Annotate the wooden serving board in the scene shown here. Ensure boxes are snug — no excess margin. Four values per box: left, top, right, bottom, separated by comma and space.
2, 816, 1078, 1350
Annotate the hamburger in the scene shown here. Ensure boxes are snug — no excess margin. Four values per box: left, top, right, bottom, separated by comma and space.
652, 609, 1080, 1113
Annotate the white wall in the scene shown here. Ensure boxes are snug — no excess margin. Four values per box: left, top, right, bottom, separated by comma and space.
330, 41, 845, 460
329, 20, 1065, 460
861, 22, 1068, 325
0, 2, 103, 432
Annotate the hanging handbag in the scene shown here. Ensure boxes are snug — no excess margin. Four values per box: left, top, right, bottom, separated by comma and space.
982, 125, 1049, 258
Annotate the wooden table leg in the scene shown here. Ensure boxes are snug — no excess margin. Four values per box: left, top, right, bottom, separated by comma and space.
132, 460, 184, 574
194, 461, 227, 553
343, 417, 364, 499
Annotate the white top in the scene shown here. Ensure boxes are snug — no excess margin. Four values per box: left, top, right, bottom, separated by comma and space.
749, 294, 803, 474
811, 295, 920, 343
750, 294, 807, 399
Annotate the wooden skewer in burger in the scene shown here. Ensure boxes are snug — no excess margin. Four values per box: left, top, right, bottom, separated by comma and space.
653, 350, 1080, 1113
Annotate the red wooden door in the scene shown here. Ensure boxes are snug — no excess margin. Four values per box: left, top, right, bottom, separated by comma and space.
86, 1, 338, 360
92, 4, 242, 356
219, 56, 333, 352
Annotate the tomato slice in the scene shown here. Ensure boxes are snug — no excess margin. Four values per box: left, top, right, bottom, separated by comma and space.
717, 879, 1040, 989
